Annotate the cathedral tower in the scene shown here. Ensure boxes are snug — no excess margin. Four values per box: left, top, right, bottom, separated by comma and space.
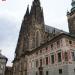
67, 0, 75, 36
28, 0, 45, 51
15, 6, 30, 58
15, 0, 45, 58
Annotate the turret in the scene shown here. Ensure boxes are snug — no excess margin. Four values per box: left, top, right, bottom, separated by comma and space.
67, 0, 75, 36
71, 0, 75, 12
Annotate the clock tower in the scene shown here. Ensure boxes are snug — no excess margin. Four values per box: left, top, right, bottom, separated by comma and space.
67, 0, 75, 36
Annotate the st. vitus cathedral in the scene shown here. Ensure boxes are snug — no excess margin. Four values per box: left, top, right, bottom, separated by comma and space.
13, 0, 75, 75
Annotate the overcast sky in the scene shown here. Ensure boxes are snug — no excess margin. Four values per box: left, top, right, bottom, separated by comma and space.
0, 0, 72, 66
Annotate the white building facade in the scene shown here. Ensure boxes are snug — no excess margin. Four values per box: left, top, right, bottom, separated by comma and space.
27, 34, 75, 75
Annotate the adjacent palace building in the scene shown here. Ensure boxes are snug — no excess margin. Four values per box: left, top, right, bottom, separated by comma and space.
13, 0, 75, 75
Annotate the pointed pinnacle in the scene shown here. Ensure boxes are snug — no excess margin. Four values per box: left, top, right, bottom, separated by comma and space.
26, 5, 29, 15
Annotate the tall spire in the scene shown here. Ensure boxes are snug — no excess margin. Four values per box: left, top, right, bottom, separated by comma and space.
20, 5, 30, 34
30, 0, 44, 24
15, 5, 30, 58
25, 5, 29, 17
30, 0, 40, 13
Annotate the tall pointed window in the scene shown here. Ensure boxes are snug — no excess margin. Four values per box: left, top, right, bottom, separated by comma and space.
36, 31, 41, 47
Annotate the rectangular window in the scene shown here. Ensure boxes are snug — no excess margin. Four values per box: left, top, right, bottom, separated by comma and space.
39, 71, 43, 75
66, 39, 69, 46
51, 55, 54, 64
40, 59, 42, 67
74, 68, 75, 72
36, 72, 38, 75
51, 44, 53, 50
36, 51, 38, 55
40, 50, 42, 53
46, 71, 48, 75
36, 60, 38, 67
46, 47, 48, 52
59, 69, 62, 74
65, 52, 68, 61
58, 52, 61, 62
57, 41, 60, 48
46, 57, 48, 65
69, 40, 72, 44
60, 39, 63, 46
72, 51, 75, 61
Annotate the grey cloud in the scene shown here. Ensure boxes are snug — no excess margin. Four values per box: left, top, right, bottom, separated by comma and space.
0, 15, 20, 45
0, 14, 21, 66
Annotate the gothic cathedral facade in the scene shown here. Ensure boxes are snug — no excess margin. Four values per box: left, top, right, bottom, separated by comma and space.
13, 0, 75, 75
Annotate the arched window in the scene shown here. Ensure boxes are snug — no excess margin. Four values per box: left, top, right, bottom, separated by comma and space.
29, 37, 35, 50
35, 31, 41, 47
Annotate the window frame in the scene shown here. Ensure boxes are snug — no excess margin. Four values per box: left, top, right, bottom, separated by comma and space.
58, 52, 62, 62
51, 54, 54, 64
